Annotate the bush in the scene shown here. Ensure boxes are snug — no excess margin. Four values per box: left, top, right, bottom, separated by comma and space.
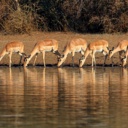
0, 0, 39, 34
0, 0, 127, 34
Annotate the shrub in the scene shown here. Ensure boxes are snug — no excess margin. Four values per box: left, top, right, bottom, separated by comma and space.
0, 0, 127, 34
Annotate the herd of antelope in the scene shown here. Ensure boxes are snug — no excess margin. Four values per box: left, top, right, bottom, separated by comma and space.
0, 38, 128, 68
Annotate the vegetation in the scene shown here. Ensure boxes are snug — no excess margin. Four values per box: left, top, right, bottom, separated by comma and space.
0, 0, 128, 34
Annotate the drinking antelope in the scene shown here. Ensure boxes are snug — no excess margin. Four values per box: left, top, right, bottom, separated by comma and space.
109, 40, 128, 66
24, 39, 61, 67
0, 41, 26, 67
57, 38, 87, 67
79, 40, 109, 67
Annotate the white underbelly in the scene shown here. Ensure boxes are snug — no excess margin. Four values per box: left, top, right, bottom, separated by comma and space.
12, 47, 20, 52
95, 49, 103, 53
75, 47, 82, 52
45, 49, 52, 52
75, 49, 81, 52
42, 46, 53, 52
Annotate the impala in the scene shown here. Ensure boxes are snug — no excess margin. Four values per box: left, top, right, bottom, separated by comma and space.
109, 40, 128, 66
24, 39, 61, 67
57, 38, 87, 67
79, 40, 109, 67
0, 41, 26, 67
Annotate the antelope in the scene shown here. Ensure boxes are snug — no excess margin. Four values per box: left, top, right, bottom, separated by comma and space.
109, 40, 128, 66
79, 40, 109, 67
24, 39, 61, 67
57, 38, 88, 67
0, 41, 26, 67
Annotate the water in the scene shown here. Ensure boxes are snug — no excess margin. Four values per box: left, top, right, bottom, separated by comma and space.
0, 67, 128, 128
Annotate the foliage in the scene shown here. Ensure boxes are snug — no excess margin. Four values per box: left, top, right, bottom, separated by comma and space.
0, 0, 127, 34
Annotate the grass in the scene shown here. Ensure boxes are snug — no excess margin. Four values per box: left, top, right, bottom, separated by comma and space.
0, 31, 127, 66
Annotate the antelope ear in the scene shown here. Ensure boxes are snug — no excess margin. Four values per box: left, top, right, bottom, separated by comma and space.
112, 47, 114, 51
107, 47, 109, 51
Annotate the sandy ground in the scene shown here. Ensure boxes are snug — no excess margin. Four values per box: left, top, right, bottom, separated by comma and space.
0, 31, 128, 67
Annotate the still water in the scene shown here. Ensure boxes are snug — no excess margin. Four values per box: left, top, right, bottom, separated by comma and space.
0, 67, 128, 128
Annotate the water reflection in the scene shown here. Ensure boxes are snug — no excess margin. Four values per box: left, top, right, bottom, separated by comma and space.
0, 67, 24, 128
109, 68, 128, 128
0, 67, 128, 128
58, 68, 110, 127
23, 67, 59, 127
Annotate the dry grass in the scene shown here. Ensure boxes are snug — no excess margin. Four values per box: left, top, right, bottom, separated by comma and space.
0, 31, 128, 66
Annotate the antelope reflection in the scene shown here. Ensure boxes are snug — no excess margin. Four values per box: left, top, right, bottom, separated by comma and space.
0, 67, 24, 95
109, 68, 128, 96
23, 67, 59, 125
120, 68, 128, 96
58, 67, 109, 116
0, 68, 24, 127
108, 68, 128, 128
23, 67, 59, 109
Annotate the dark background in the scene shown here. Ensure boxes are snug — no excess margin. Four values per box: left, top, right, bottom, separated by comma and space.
0, 0, 128, 34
